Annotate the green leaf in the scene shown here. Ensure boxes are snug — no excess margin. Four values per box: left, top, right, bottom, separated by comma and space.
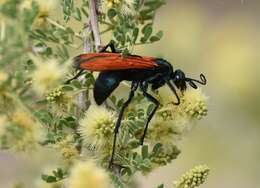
117, 98, 124, 108
35, 110, 53, 125
133, 27, 139, 43
129, 140, 140, 149
107, 9, 117, 20
152, 143, 162, 155
142, 145, 149, 159
73, 8, 82, 21
61, 85, 74, 91
41, 174, 57, 183
140, 158, 152, 169
71, 80, 82, 89
149, 30, 164, 42
157, 184, 164, 188
142, 23, 153, 34
141, 24, 153, 43
81, 7, 88, 18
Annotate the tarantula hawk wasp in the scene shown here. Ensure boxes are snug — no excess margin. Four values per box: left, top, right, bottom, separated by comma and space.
66, 41, 207, 168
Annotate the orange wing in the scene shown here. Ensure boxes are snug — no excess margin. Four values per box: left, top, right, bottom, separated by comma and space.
74, 53, 158, 71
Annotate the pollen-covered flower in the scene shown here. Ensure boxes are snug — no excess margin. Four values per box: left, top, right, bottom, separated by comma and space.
12, 110, 35, 131
20, 0, 58, 27
46, 87, 65, 103
31, 58, 66, 95
46, 87, 74, 109
147, 116, 180, 146
151, 145, 180, 166
104, 0, 121, 8
120, 0, 137, 16
179, 88, 208, 120
67, 160, 111, 188
158, 87, 208, 120
78, 105, 116, 150
173, 165, 210, 188
4, 109, 42, 151
55, 135, 79, 165
103, 0, 136, 16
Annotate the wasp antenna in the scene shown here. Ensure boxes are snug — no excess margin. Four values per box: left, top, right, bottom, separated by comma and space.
188, 80, 198, 89
166, 80, 180, 105
199, 74, 207, 85
186, 73, 207, 86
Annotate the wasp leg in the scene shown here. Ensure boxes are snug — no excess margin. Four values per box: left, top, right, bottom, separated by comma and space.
99, 41, 117, 53
64, 69, 84, 84
140, 82, 160, 145
109, 81, 139, 168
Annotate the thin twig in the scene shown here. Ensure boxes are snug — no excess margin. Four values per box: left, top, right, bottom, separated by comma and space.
89, 0, 102, 51
100, 27, 113, 35
83, 24, 92, 53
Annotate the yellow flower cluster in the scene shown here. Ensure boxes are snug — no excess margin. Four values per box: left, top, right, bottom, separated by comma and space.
67, 160, 111, 188
105, 0, 121, 8
147, 117, 180, 146
12, 110, 35, 130
10, 109, 41, 151
103, 0, 137, 16
151, 145, 180, 166
180, 88, 208, 120
20, 0, 58, 27
31, 58, 66, 95
45, 87, 74, 115
46, 88, 65, 103
145, 87, 207, 152
78, 105, 116, 150
56, 135, 79, 166
174, 165, 210, 188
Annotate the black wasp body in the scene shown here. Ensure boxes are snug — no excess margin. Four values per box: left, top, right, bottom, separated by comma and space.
67, 42, 207, 168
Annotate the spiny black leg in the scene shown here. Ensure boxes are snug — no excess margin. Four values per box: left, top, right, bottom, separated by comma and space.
99, 41, 116, 53
65, 69, 84, 84
140, 82, 160, 145
109, 81, 138, 168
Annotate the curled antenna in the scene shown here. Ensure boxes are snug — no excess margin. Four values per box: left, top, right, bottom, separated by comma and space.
166, 80, 180, 105
186, 74, 207, 89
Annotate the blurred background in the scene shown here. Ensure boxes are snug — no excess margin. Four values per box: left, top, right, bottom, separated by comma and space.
1, 0, 260, 187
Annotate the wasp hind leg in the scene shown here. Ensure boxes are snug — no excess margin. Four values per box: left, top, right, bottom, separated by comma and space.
140, 81, 160, 145
99, 41, 117, 53
109, 81, 139, 169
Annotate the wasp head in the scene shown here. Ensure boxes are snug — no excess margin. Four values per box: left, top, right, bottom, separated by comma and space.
172, 69, 187, 91
171, 69, 207, 91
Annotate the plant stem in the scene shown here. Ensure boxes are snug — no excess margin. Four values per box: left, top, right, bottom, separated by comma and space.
89, 0, 102, 51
